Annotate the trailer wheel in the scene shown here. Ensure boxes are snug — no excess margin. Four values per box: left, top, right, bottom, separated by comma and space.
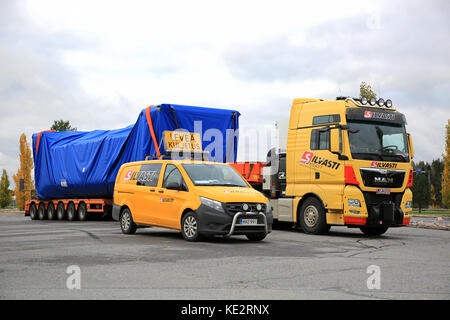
246, 232, 267, 241
57, 202, 66, 220
299, 197, 330, 235
47, 202, 56, 220
181, 211, 202, 242
78, 202, 89, 221
30, 203, 38, 220
67, 202, 77, 221
360, 226, 389, 236
38, 202, 47, 220
120, 208, 137, 234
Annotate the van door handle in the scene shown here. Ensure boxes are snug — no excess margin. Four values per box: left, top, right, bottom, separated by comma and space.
149, 189, 155, 192
158, 190, 164, 193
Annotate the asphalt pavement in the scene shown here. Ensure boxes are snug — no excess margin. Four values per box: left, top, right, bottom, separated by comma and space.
0, 213, 449, 300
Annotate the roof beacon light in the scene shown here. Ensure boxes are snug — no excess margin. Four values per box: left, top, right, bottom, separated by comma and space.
361, 97, 368, 105
385, 99, 393, 108
369, 97, 377, 106
378, 98, 385, 107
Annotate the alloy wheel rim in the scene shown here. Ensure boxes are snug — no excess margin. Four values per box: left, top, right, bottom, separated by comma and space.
304, 205, 318, 227
122, 212, 130, 230
184, 216, 197, 238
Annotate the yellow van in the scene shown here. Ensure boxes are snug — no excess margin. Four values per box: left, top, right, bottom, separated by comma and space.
112, 160, 273, 241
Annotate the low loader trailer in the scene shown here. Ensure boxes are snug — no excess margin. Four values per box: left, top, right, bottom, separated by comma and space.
25, 104, 240, 221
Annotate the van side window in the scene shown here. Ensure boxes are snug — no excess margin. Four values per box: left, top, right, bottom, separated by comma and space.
136, 163, 162, 187
310, 129, 330, 150
312, 114, 340, 125
163, 164, 188, 191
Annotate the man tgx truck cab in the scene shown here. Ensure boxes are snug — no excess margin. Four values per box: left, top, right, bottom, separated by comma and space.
112, 159, 273, 241
261, 97, 414, 236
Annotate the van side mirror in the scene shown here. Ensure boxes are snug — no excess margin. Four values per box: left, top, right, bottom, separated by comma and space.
330, 128, 340, 154
166, 182, 182, 190
407, 133, 414, 159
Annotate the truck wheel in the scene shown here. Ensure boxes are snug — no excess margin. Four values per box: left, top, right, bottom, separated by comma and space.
78, 202, 89, 221
38, 202, 47, 220
299, 197, 330, 235
246, 232, 267, 241
360, 226, 389, 236
57, 202, 66, 220
67, 202, 77, 221
47, 202, 56, 220
181, 212, 202, 242
120, 208, 137, 234
30, 203, 38, 220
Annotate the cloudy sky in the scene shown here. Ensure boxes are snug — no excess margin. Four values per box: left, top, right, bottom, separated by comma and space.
0, 0, 449, 185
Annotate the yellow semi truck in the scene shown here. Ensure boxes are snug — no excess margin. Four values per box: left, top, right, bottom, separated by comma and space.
232, 97, 414, 236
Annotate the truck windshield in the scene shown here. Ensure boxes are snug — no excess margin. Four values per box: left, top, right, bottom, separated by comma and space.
348, 121, 409, 162
182, 164, 249, 187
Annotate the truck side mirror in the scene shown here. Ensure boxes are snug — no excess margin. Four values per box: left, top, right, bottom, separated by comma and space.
407, 133, 414, 159
330, 128, 340, 154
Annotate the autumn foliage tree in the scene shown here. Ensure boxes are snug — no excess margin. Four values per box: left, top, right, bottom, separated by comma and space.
12, 134, 34, 210
0, 169, 12, 208
443, 120, 450, 208
359, 81, 377, 100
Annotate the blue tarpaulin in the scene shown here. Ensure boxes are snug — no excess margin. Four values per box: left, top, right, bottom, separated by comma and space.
33, 104, 240, 200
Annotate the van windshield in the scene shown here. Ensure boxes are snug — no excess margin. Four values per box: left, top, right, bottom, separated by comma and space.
182, 164, 249, 187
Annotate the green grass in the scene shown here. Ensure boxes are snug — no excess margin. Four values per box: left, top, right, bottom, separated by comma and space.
412, 211, 450, 215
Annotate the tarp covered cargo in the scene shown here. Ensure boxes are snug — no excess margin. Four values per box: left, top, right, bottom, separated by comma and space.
33, 104, 240, 200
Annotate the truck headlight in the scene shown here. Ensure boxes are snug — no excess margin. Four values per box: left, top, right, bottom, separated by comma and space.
348, 199, 361, 207
200, 197, 224, 213
405, 201, 412, 209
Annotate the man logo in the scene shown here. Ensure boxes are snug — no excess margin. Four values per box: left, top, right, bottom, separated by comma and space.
300, 151, 314, 164
364, 111, 373, 118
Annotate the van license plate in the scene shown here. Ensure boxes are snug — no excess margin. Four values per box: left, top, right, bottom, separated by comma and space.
240, 219, 258, 225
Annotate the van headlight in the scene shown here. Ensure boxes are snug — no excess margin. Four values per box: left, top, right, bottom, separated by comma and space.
200, 197, 224, 213
405, 201, 412, 209
348, 199, 361, 207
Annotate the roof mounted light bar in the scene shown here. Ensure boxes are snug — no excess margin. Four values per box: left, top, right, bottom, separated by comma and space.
338, 97, 395, 109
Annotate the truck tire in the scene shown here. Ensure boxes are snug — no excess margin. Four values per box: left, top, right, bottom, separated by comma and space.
120, 208, 137, 234
299, 197, 330, 235
67, 202, 77, 221
38, 202, 47, 220
78, 202, 89, 221
246, 232, 267, 241
47, 202, 56, 220
57, 202, 66, 220
30, 203, 38, 220
360, 226, 389, 236
181, 211, 202, 242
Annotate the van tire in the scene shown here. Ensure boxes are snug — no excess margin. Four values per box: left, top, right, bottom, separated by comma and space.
57, 202, 66, 220
181, 212, 202, 242
299, 197, 330, 235
67, 202, 77, 221
30, 203, 38, 220
360, 226, 389, 236
120, 208, 137, 234
246, 232, 267, 241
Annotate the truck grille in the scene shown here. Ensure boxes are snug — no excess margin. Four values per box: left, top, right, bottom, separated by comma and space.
224, 203, 266, 216
360, 168, 405, 188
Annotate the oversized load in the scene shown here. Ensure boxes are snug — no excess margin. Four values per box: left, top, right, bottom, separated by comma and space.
32, 104, 240, 200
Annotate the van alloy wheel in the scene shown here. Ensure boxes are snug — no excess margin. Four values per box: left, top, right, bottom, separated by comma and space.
120, 208, 137, 234
184, 216, 197, 238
